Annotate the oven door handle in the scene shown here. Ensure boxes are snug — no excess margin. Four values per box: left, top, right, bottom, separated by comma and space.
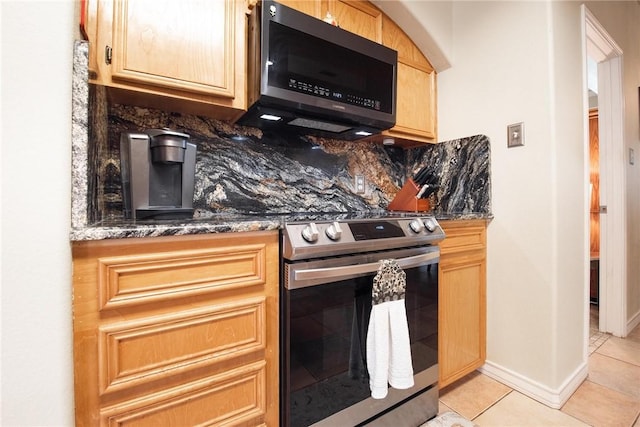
290, 251, 439, 288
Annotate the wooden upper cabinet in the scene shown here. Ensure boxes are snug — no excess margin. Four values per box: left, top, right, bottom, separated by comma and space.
86, 0, 248, 121
279, 0, 383, 42
111, 1, 232, 96
276, 0, 321, 18
380, 15, 437, 145
322, 0, 382, 42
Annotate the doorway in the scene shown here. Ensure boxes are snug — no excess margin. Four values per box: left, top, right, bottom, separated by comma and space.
583, 6, 627, 339
588, 107, 599, 325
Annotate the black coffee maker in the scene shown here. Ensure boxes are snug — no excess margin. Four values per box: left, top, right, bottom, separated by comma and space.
120, 128, 197, 220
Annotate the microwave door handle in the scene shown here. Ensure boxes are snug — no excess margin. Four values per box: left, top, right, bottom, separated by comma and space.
291, 251, 439, 286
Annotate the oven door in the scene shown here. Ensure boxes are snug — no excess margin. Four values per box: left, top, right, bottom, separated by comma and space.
281, 245, 439, 427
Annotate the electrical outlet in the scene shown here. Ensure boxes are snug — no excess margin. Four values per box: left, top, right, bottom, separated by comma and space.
507, 122, 525, 147
630, 148, 635, 165
355, 175, 365, 194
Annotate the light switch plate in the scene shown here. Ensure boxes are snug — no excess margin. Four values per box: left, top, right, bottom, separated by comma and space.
507, 122, 524, 148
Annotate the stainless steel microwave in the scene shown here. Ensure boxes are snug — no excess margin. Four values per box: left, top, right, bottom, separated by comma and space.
236, 0, 398, 140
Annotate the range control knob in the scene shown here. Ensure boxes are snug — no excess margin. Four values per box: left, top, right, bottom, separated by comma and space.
325, 222, 343, 241
423, 218, 437, 232
301, 222, 319, 243
409, 219, 425, 233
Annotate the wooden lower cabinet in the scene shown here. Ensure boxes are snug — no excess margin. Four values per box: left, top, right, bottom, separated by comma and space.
72, 231, 279, 426
438, 220, 487, 388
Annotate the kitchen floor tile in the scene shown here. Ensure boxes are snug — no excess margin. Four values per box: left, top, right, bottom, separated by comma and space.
590, 329, 610, 354
561, 380, 640, 426
439, 371, 511, 420
588, 352, 640, 398
596, 335, 640, 367
438, 401, 454, 415
473, 391, 588, 426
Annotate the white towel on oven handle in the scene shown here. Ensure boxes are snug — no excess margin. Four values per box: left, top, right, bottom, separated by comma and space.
366, 259, 414, 399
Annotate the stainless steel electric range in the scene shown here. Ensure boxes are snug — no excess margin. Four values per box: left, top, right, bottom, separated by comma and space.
279, 213, 445, 426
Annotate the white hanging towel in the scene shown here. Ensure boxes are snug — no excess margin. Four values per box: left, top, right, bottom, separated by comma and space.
366, 259, 414, 399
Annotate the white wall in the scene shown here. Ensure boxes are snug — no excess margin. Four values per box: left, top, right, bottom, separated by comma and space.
1, 1, 75, 425
407, 0, 640, 405
436, 1, 586, 401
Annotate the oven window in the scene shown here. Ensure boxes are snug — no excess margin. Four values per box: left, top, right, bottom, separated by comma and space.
284, 264, 438, 426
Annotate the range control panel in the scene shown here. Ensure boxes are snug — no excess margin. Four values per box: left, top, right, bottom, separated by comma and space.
282, 217, 445, 261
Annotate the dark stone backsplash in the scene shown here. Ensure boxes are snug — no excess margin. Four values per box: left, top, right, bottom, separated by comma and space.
87, 96, 491, 222
409, 134, 491, 215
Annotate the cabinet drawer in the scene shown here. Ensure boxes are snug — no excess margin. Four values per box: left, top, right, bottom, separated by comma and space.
96, 244, 268, 310
99, 297, 266, 395
100, 360, 267, 427
439, 220, 487, 255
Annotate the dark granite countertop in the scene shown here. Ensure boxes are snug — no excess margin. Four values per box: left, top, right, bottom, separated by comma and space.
70, 210, 492, 241
70, 215, 281, 241
435, 212, 494, 221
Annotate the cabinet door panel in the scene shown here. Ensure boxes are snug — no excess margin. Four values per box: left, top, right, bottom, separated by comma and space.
277, 0, 321, 17
394, 62, 436, 141
111, 0, 235, 97
378, 14, 437, 144
323, 0, 382, 42
438, 220, 487, 388
439, 257, 486, 387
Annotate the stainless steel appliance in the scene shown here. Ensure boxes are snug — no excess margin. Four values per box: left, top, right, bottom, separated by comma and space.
280, 214, 445, 426
237, 0, 397, 140
120, 129, 196, 220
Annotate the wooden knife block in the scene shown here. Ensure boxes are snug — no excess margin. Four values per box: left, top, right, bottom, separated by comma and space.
388, 178, 431, 212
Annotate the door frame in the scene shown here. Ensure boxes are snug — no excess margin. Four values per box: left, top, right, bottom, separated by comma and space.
583, 6, 627, 338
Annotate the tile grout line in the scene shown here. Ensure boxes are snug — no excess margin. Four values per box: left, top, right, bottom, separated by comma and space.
469, 389, 515, 422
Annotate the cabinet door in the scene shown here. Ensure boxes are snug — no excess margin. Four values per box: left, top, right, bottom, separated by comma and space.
381, 15, 437, 145
322, 0, 382, 42
438, 220, 487, 387
89, 0, 247, 120
394, 62, 436, 141
110, 0, 235, 96
279, 0, 381, 42
439, 252, 486, 387
277, 0, 321, 18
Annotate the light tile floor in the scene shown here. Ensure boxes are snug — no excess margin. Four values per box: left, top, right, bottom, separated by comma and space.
437, 306, 640, 426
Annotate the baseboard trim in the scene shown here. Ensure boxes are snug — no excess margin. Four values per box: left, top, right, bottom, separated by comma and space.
478, 360, 588, 409
628, 309, 640, 336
